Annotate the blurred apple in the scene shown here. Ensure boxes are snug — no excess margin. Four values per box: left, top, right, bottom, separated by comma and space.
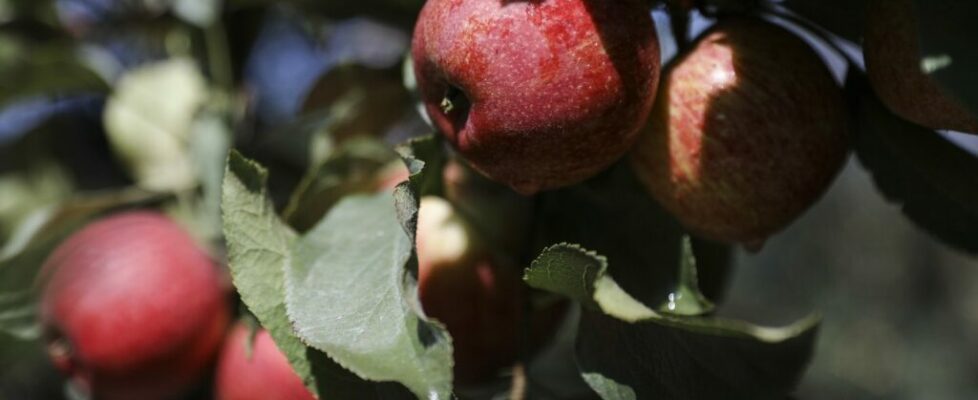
214, 323, 314, 400
38, 211, 230, 400
417, 196, 556, 385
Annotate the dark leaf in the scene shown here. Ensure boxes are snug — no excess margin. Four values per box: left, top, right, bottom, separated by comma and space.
913, 0, 978, 119
526, 244, 819, 400
282, 137, 396, 232
849, 70, 978, 254
0, 36, 108, 107
533, 161, 730, 309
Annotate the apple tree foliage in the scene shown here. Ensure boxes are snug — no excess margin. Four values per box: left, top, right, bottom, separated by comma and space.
0, 0, 976, 399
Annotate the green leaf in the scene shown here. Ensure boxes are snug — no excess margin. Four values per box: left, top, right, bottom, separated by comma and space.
222, 151, 400, 399
283, 137, 397, 232
913, 0, 978, 119
0, 35, 108, 107
659, 236, 715, 317
392, 134, 445, 244
184, 113, 232, 241
848, 70, 978, 254
526, 244, 820, 400
284, 192, 453, 399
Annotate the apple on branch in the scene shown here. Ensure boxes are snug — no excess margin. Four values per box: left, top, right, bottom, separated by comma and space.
630, 17, 849, 249
411, 0, 661, 194
38, 211, 231, 400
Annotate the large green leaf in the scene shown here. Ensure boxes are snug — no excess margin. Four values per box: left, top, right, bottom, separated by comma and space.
222, 151, 401, 399
526, 244, 819, 400
849, 70, 978, 254
284, 192, 453, 399
282, 134, 453, 399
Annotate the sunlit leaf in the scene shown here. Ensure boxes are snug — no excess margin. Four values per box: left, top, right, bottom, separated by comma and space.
222, 151, 399, 398
284, 192, 453, 399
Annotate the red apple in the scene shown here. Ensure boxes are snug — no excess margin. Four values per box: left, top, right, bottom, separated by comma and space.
416, 196, 523, 384
38, 211, 231, 400
411, 0, 661, 194
214, 323, 314, 400
864, 0, 978, 134
630, 18, 849, 248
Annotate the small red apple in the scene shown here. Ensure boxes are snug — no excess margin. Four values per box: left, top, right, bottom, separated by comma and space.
214, 323, 314, 400
411, 0, 661, 194
864, 0, 978, 134
630, 18, 849, 248
38, 211, 231, 400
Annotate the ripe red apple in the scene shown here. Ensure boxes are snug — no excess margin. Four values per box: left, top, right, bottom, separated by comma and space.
38, 211, 231, 400
630, 18, 849, 248
214, 323, 314, 400
411, 0, 661, 194
864, 0, 978, 134
416, 196, 523, 383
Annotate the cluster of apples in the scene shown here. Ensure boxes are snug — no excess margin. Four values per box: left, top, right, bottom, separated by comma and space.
37, 212, 312, 400
36, 162, 552, 398
412, 0, 850, 248
413, 0, 976, 249
35, 0, 974, 398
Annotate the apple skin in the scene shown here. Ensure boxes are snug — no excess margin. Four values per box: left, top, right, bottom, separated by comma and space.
38, 211, 231, 400
416, 196, 522, 384
630, 18, 849, 248
411, 0, 661, 194
213, 323, 314, 400
864, 0, 978, 134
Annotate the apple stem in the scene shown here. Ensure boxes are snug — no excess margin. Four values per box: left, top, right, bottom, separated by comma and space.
667, 1, 692, 51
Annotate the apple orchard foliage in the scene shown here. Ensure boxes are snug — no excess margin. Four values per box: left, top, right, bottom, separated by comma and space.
0, 0, 977, 400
